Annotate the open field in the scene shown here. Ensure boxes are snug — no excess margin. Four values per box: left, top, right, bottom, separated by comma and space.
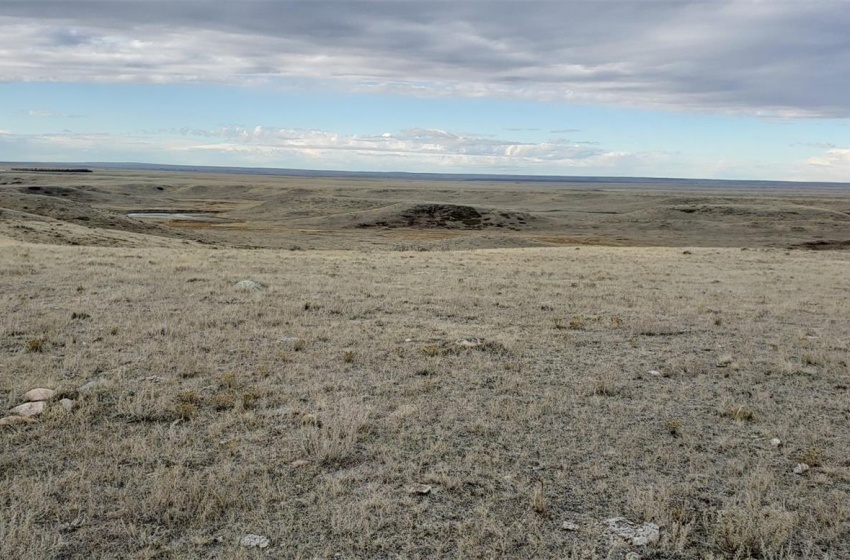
2, 168, 850, 251
1, 168, 850, 558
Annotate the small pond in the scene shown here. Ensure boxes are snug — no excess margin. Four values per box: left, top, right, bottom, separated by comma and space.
127, 212, 222, 222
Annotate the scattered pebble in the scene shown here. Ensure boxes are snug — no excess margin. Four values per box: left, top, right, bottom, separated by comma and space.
716, 355, 734, 367
793, 463, 810, 475
234, 279, 266, 292
59, 398, 75, 412
603, 517, 660, 546
407, 484, 432, 495
561, 521, 579, 531
290, 460, 309, 468
770, 437, 782, 447
23, 388, 55, 402
10, 401, 46, 417
78, 379, 101, 393
456, 337, 483, 348
0, 415, 35, 426
648, 370, 661, 377
240, 534, 270, 548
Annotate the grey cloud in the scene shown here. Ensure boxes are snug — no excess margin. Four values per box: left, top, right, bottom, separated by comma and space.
2, 2, 850, 116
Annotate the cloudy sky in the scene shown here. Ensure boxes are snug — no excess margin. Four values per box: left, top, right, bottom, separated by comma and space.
1, 1, 849, 180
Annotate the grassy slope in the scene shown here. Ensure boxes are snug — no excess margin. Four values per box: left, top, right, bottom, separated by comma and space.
1, 241, 849, 559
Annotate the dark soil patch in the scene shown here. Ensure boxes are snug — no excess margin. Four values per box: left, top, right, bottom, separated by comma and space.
357, 204, 535, 231
790, 239, 850, 250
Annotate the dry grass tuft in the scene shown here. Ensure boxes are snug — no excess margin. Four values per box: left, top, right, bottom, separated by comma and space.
25, 338, 45, 353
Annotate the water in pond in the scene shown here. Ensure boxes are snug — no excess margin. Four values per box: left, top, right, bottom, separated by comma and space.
127, 212, 220, 221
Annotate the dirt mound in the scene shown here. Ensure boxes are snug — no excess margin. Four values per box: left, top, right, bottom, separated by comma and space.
668, 204, 848, 220
790, 239, 850, 250
357, 204, 535, 231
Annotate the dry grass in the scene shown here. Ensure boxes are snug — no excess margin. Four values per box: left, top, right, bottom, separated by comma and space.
1, 241, 849, 559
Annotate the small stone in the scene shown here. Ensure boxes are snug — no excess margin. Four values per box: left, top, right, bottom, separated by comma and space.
648, 370, 661, 377
234, 279, 266, 292
59, 398, 74, 412
561, 521, 579, 531
770, 437, 782, 447
603, 517, 660, 546
456, 337, 483, 348
793, 463, 810, 474
716, 355, 734, 368
78, 379, 101, 393
290, 460, 309, 468
23, 388, 56, 402
0, 415, 36, 426
240, 534, 269, 548
407, 484, 432, 495
10, 401, 46, 417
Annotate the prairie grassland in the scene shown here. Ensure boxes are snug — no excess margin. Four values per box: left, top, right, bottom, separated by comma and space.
1, 241, 849, 559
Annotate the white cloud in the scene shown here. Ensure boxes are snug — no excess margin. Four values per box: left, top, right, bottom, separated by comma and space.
0, 125, 667, 174
0, 2, 849, 116
807, 148, 850, 168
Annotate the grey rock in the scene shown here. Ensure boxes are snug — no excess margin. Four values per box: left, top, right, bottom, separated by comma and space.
407, 484, 432, 495
235, 280, 266, 292
59, 398, 74, 412
603, 517, 660, 546
78, 379, 101, 393
456, 336, 483, 348
10, 401, 46, 417
240, 534, 270, 548
23, 388, 55, 402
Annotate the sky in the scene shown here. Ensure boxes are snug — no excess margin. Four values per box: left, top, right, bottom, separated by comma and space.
1, 1, 849, 181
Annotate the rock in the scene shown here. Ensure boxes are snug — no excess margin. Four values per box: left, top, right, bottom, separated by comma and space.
456, 337, 483, 348
407, 484, 432, 495
561, 521, 579, 531
648, 370, 661, 377
603, 517, 660, 546
10, 401, 46, 417
59, 398, 74, 412
240, 534, 270, 548
770, 437, 782, 447
78, 379, 101, 393
23, 388, 55, 402
235, 279, 266, 292
0, 415, 35, 426
793, 462, 810, 474
290, 459, 309, 468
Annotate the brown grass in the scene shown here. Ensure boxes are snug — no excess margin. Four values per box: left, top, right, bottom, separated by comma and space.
1, 240, 849, 558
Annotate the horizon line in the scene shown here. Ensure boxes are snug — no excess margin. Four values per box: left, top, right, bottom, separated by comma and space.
2, 160, 849, 187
